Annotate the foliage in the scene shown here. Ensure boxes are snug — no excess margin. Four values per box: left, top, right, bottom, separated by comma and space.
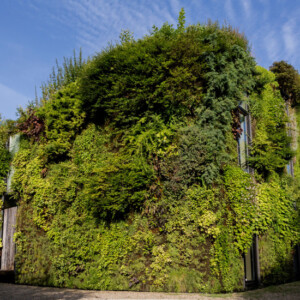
207, 166, 255, 292
0, 117, 14, 188
255, 176, 299, 238
41, 49, 86, 101
249, 66, 293, 177
7, 11, 300, 294
0, 145, 10, 179
0, 117, 16, 248
79, 19, 256, 184
257, 176, 300, 284
17, 108, 45, 142
293, 107, 300, 182
259, 230, 294, 285
270, 61, 300, 105
38, 82, 86, 160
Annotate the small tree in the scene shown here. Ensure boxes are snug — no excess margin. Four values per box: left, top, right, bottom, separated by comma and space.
270, 61, 300, 105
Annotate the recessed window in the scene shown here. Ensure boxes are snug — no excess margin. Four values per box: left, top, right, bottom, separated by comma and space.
237, 103, 251, 173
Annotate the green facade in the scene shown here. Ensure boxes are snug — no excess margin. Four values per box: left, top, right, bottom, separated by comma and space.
0, 18, 300, 292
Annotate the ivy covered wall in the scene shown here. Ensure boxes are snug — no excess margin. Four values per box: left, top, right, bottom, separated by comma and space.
1, 13, 300, 293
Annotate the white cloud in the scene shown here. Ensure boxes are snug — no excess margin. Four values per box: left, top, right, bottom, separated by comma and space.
225, 0, 235, 21
170, 0, 182, 17
258, 0, 270, 21
0, 83, 29, 120
282, 18, 297, 58
33, 0, 181, 55
263, 31, 280, 62
16, 0, 300, 75
241, 0, 251, 19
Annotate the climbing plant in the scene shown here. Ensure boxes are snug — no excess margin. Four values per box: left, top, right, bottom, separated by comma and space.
249, 66, 293, 177
6, 10, 300, 293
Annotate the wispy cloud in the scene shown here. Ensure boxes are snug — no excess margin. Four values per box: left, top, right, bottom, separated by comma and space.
225, 0, 235, 21
241, 0, 251, 19
28, 0, 181, 55
14, 0, 300, 75
0, 83, 29, 120
263, 30, 280, 62
282, 18, 297, 58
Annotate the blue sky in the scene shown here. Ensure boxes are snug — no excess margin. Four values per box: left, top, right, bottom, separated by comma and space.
1, 0, 299, 120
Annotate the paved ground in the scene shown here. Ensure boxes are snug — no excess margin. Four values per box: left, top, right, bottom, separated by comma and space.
0, 281, 300, 300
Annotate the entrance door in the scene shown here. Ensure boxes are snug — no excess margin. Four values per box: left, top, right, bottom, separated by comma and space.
244, 235, 260, 287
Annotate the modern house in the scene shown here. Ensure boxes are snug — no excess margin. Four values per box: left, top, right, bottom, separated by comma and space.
0, 23, 299, 292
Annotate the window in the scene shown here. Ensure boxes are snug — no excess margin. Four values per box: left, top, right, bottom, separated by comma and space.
237, 102, 251, 173
237, 102, 260, 287
285, 104, 294, 176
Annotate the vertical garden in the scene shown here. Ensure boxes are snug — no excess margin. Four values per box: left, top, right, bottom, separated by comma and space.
1, 12, 300, 292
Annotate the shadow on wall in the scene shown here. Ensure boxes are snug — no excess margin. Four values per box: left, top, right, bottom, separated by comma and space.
259, 244, 299, 287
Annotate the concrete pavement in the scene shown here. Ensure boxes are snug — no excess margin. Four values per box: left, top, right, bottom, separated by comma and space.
0, 281, 300, 300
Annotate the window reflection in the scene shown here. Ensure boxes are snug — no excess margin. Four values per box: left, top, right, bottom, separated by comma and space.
237, 104, 250, 173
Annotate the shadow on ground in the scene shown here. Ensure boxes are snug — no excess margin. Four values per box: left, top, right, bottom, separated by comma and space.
236, 281, 300, 300
0, 283, 87, 300
0, 281, 300, 300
